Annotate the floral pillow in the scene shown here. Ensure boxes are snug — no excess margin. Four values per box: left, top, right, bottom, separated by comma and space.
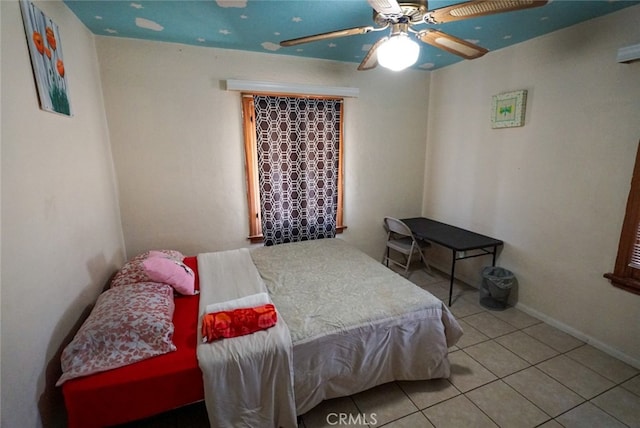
134, 249, 184, 262
110, 250, 184, 289
56, 282, 176, 385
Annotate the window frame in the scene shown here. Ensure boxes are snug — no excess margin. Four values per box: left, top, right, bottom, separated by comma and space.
241, 93, 346, 243
604, 140, 640, 295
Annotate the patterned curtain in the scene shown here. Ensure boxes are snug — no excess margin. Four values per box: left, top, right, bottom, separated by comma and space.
254, 96, 340, 246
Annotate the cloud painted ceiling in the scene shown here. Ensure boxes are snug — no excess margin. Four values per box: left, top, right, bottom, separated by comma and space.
64, 0, 640, 71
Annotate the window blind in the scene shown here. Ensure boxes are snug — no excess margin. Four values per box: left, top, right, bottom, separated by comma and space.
629, 222, 640, 269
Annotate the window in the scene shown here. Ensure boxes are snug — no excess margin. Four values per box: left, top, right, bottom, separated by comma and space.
241, 94, 345, 245
604, 140, 640, 295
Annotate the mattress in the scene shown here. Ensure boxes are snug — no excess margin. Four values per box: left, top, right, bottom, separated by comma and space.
61, 257, 204, 428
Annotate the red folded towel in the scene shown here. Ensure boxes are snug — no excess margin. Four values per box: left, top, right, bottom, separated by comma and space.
201, 304, 277, 342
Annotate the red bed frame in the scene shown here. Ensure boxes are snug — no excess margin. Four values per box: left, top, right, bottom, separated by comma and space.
62, 257, 204, 428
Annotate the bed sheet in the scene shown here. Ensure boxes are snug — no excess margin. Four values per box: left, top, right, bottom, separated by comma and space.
62, 257, 203, 428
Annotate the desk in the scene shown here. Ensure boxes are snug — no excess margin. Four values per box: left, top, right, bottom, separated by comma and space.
402, 217, 503, 306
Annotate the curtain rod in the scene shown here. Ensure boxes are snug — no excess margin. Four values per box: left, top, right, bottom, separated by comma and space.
225, 79, 359, 98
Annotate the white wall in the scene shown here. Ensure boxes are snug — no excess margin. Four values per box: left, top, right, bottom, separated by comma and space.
96, 37, 431, 259
1, 1, 126, 427
423, 6, 640, 366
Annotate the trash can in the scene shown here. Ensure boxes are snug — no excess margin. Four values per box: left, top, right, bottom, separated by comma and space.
480, 266, 514, 310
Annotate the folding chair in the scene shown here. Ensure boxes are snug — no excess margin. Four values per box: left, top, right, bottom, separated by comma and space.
381, 217, 432, 277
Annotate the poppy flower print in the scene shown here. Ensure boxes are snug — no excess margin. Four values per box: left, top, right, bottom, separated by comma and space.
20, 1, 71, 115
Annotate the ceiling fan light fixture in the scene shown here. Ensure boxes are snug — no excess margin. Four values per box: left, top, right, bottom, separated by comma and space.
377, 33, 420, 71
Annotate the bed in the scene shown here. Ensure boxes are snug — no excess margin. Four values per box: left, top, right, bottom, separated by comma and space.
196, 238, 463, 427
61, 239, 462, 427
61, 256, 204, 428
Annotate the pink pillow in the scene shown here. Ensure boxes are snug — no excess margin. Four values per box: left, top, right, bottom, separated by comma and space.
143, 256, 196, 295
110, 250, 184, 289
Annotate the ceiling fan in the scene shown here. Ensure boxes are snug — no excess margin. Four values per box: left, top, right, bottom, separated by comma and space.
280, 0, 548, 71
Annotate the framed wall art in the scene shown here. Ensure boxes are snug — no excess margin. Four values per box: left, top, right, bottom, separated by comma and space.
491, 90, 526, 129
19, 0, 72, 116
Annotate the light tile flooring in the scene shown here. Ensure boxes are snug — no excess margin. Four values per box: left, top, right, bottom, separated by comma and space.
119, 268, 640, 428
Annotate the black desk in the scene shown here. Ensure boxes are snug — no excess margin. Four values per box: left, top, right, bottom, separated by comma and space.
402, 217, 504, 306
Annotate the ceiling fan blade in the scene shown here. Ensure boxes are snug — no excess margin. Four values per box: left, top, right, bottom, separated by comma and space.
426, 0, 548, 24
418, 29, 488, 59
280, 26, 376, 47
367, 0, 403, 15
357, 37, 388, 71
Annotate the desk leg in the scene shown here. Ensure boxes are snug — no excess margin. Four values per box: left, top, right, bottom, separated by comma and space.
492, 246, 497, 266
449, 250, 456, 306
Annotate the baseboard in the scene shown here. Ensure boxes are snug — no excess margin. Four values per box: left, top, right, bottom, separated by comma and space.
513, 302, 640, 370
427, 259, 640, 370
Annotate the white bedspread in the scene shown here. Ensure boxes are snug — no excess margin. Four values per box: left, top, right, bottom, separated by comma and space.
250, 238, 463, 414
196, 249, 297, 428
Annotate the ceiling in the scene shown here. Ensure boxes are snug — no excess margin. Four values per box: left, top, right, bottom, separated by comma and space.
63, 0, 640, 71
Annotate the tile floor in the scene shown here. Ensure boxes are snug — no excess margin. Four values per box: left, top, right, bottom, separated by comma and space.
119, 268, 640, 428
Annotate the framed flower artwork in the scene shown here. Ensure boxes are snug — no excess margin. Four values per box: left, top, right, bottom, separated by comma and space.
19, 0, 72, 116
491, 90, 527, 129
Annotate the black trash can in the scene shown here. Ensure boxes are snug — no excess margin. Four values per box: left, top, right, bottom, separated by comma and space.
480, 266, 514, 310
